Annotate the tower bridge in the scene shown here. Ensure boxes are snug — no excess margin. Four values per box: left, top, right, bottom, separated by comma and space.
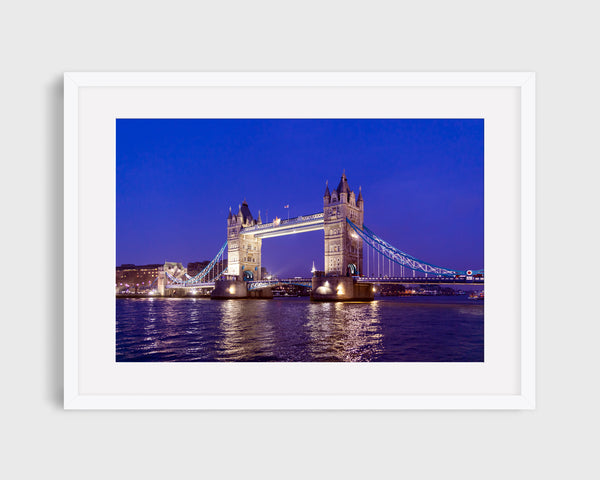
225, 172, 364, 283
151, 172, 483, 301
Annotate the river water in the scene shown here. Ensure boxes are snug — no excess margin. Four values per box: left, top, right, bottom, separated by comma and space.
116, 296, 483, 362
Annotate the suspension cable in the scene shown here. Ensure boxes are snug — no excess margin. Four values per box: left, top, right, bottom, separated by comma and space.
346, 219, 482, 277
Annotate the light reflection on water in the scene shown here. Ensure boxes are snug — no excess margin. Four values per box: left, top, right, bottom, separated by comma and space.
116, 297, 483, 362
217, 300, 278, 361
304, 301, 383, 361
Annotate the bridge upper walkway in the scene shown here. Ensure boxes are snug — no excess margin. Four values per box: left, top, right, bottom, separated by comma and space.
240, 213, 324, 238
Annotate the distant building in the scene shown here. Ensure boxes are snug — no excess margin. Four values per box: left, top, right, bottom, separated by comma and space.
272, 283, 310, 297
163, 262, 187, 280
116, 261, 189, 292
116, 263, 162, 291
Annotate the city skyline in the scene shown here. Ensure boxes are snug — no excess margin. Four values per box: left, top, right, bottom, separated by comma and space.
117, 119, 484, 277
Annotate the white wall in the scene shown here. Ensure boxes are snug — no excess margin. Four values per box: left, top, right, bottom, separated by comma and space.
2, 1, 598, 478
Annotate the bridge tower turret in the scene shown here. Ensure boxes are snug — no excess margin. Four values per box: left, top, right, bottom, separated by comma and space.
323, 172, 364, 276
227, 200, 262, 280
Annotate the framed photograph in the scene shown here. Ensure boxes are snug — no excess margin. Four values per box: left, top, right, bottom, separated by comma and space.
64, 72, 535, 409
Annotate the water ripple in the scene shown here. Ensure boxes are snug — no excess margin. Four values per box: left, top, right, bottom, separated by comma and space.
116, 297, 483, 362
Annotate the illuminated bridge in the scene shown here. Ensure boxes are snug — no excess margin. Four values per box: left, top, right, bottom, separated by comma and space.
145, 172, 483, 300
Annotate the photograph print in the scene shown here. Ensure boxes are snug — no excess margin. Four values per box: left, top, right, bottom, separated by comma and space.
116, 119, 484, 362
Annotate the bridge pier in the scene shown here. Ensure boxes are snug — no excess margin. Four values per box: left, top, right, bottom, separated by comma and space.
310, 273, 374, 302
248, 288, 273, 299
211, 278, 247, 299
211, 277, 274, 299
157, 270, 166, 296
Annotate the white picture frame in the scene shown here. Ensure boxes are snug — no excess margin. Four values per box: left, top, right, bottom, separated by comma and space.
64, 72, 535, 410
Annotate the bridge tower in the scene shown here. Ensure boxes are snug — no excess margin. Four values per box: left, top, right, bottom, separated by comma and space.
227, 200, 263, 281
323, 172, 364, 276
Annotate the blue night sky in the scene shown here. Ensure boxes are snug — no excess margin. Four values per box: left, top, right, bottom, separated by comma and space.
116, 119, 484, 277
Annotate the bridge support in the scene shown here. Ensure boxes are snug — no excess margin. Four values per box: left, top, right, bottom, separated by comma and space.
211, 278, 247, 299
157, 270, 166, 296
211, 278, 273, 299
227, 201, 263, 281
310, 273, 374, 302
323, 172, 364, 276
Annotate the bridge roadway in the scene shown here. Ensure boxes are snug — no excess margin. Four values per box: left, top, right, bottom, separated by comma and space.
246, 278, 313, 291
165, 281, 215, 290
247, 276, 484, 290
166, 276, 484, 291
357, 276, 484, 285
